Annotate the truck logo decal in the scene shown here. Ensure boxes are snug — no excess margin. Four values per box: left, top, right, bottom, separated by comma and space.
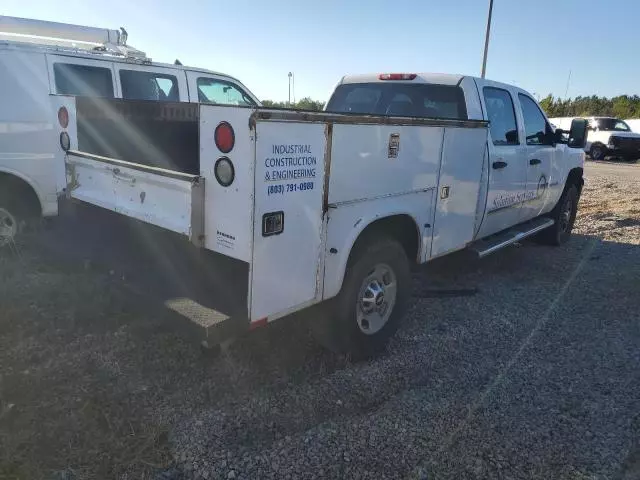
488, 175, 550, 214
537, 175, 548, 198
388, 133, 400, 158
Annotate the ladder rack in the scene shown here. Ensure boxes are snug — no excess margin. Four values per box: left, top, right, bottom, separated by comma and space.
0, 15, 148, 61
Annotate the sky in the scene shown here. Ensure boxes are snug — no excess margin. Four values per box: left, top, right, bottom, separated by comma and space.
3, 0, 639, 102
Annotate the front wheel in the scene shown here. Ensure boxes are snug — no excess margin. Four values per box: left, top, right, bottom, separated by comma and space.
589, 144, 606, 161
309, 237, 411, 359
0, 193, 28, 248
537, 184, 579, 246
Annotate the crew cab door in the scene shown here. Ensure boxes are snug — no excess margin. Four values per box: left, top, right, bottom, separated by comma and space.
516, 93, 554, 220
475, 81, 527, 238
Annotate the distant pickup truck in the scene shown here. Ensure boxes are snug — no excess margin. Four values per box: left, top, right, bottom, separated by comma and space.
51, 72, 588, 358
550, 116, 640, 161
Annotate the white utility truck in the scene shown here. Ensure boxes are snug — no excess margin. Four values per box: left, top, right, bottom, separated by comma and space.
0, 15, 259, 246
550, 116, 640, 161
51, 73, 588, 357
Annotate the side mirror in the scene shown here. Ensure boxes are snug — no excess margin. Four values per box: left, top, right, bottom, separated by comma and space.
553, 128, 564, 144
568, 118, 588, 148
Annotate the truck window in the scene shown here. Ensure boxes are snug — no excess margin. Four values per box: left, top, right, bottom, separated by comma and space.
590, 118, 631, 132
53, 63, 114, 97
326, 83, 467, 119
518, 94, 550, 145
196, 78, 256, 106
120, 70, 179, 102
483, 87, 519, 145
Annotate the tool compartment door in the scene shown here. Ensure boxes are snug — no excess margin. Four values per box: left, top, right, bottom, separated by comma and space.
250, 121, 327, 322
430, 126, 488, 257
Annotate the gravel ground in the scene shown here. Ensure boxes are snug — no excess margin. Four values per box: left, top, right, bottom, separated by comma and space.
1, 160, 639, 480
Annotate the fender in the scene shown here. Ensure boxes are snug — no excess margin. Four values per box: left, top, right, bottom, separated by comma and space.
0, 165, 49, 214
322, 194, 427, 301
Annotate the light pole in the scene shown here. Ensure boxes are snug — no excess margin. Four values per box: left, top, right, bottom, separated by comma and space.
481, 0, 494, 78
288, 72, 292, 106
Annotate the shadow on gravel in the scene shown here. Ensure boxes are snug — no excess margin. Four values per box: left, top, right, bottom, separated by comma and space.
2, 222, 639, 478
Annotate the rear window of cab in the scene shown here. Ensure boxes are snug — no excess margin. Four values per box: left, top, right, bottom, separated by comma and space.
326, 83, 467, 120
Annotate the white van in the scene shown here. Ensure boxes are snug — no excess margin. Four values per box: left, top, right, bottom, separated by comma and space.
0, 15, 259, 246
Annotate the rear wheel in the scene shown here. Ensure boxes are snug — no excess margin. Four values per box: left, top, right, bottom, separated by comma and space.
537, 184, 579, 246
309, 237, 411, 359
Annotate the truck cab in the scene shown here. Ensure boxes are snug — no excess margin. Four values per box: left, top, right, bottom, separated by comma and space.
327, 73, 587, 243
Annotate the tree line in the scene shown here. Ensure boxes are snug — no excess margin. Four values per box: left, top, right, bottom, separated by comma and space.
261, 94, 640, 119
261, 97, 325, 111
539, 94, 640, 119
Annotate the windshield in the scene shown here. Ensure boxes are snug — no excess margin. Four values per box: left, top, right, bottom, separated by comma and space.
326, 83, 468, 119
591, 118, 631, 131
196, 78, 256, 106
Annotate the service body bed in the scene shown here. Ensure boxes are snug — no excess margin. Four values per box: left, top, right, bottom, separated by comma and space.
53, 95, 488, 337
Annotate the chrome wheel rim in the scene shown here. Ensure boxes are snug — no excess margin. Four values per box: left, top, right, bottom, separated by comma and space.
559, 195, 573, 233
356, 263, 397, 335
0, 207, 18, 247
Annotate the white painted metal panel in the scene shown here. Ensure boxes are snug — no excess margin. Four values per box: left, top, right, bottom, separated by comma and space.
199, 105, 254, 262
328, 124, 442, 205
322, 190, 434, 300
250, 121, 326, 321
430, 127, 488, 258
0, 50, 58, 216
65, 154, 199, 237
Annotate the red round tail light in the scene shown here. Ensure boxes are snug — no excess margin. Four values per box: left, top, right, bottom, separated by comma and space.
214, 122, 235, 153
58, 106, 69, 129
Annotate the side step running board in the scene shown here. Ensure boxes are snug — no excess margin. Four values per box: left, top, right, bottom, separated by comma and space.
470, 217, 555, 258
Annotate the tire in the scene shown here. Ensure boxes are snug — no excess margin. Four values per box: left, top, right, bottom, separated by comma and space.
589, 144, 606, 161
309, 237, 411, 359
537, 184, 579, 246
0, 192, 27, 248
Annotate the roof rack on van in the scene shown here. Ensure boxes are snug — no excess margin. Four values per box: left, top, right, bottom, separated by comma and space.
0, 15, 148, 61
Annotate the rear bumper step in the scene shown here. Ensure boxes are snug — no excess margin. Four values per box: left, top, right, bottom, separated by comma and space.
470, 217, 554, 258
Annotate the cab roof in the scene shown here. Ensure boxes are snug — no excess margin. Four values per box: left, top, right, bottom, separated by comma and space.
339, 73, 465, 86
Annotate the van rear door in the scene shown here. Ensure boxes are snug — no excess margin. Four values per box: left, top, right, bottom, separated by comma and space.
46, 54, 118, 195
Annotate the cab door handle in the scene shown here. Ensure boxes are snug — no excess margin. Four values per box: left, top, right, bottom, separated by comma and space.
529, 158, 541, 165
492, 161, 508, 169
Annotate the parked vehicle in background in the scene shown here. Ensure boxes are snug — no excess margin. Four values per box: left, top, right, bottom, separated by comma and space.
624, 118, 640, 134
550, 116, 640, 162
51, 72, 588, 357
0, 15, 259, 247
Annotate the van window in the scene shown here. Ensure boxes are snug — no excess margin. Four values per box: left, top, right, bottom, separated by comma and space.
120, 70, 179, 102
326, 83, 467, 119
53, 63, 114, 97
196, 78, 256, 106
483, 87, 519, 145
